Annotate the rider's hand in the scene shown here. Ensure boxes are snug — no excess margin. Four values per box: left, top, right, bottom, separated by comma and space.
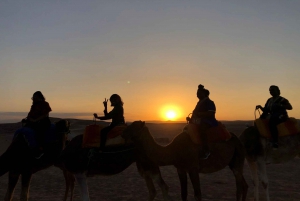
103, 98, 108, 107
186, 117, 191, 122
256, 105, 262, 110
93, 113, 98, 118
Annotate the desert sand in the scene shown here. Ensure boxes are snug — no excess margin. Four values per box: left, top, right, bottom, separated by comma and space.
0, 119, 300, 201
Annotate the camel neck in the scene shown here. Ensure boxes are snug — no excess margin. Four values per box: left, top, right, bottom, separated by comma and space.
137, 127, 175, 166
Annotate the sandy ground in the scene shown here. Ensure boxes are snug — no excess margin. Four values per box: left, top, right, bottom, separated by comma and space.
0, 119, 300, 201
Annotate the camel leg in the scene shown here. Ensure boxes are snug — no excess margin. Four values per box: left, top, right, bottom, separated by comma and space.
70, 173, 75, 201
177, 168, 188, 201
230, 167, 248, 201
188, 169, 201, 201
20, 172, 32, 201
152, 171, 172, 201
74, 173, 90, 201
4, 171, 20, 201
257, 160, 270, 201
247, 160, 260, 201
143, 173, 157, 201
63, 170, 75, 201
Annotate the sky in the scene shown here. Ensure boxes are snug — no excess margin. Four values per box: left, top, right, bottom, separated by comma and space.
1, 0, 300, 122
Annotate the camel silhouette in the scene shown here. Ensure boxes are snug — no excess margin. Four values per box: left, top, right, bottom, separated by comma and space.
239, 123, 300, 201
59, 132, 172, 201
0, 119, 70, 201
121, 121, 248, 201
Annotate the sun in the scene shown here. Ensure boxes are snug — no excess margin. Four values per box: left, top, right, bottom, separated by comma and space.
166, 110, 176, 120
160, 105, 182, 121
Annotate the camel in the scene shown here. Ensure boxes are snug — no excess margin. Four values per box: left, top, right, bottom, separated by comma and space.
239, 120, 300, 201
0, 119, 70, 201
121, 121, 248, 201
59, 133, 172, 201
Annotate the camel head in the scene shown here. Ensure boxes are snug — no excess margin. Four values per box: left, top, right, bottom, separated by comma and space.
55, 119, 70, 134
122, 120, 145, 141
54, 119, 71, 145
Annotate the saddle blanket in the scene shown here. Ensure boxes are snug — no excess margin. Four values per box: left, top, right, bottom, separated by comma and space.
13, 124, 57, 148
82, 125, 127, 148
254, 117, 300, 138
186, 121, 232, 145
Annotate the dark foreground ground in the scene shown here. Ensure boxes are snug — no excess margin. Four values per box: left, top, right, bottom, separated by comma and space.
0, 119, 299, 201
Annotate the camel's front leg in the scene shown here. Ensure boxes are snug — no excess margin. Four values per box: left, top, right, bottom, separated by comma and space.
188, 168, 201, 201
4, 171, 20, 201
74, 173, 90, 201
247, 159, 259, 201
20, 172, 32, 201
177, 168, 188, 201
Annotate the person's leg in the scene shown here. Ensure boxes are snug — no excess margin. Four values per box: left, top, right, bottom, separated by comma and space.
269, 117, 282, 148
99, 126, 113, 150
34, 118, 51, 158
198, 123, 211, 159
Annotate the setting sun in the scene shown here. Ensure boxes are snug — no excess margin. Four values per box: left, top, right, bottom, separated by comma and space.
166, 110, 176, 120
160, 105, 182, 121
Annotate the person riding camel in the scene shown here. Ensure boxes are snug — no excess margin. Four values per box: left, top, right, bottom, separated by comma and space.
22, 91, 52, 159
256, 85, 293, 149
93, 94, 125, 151
186, 84, 218, 159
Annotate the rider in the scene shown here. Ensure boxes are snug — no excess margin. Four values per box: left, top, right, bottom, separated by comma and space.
93, 94, 125, 151
186, 85, 218, 159
256, 85, 292, 148
23, 91, 52, 158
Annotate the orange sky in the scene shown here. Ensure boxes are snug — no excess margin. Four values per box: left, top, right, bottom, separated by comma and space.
1, 1, 300, 121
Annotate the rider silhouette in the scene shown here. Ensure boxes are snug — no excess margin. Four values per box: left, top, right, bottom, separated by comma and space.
256, 85, 293, 149
94, 94, 125, 151
186, 85, 218, 159
23, 91, 52, 159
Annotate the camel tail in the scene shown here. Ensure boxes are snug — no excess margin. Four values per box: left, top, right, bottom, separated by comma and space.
229, 133, 246, 169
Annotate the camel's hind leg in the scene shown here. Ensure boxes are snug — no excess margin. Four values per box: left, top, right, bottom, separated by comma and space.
257, 159, 270, 201
4, 171, 20, 201
229, 166, 248, 201
247, 159, 260, 201
63, 169, 75, 201
152, 171, 172, 201
229, 157, 248, 201
188, 168, 201, 201
177, 168, 188, 201
74, 173, 90, 201
20, 172, 32, 201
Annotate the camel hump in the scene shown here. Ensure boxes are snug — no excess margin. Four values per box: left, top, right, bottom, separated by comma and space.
186, 122, 232, 145
254, 117, 300, 138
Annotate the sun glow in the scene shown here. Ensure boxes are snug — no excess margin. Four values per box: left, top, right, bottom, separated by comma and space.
166, 110, 176, 120
160, 105, 182, 121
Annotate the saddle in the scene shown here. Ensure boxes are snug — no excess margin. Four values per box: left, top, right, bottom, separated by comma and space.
254, 117, 300, 138
185, 121, 232, 145
82, 124, 127, 148
14, 124, 57, 148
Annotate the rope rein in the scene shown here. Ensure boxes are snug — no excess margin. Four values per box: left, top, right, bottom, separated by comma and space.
254, 107, 261, 120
